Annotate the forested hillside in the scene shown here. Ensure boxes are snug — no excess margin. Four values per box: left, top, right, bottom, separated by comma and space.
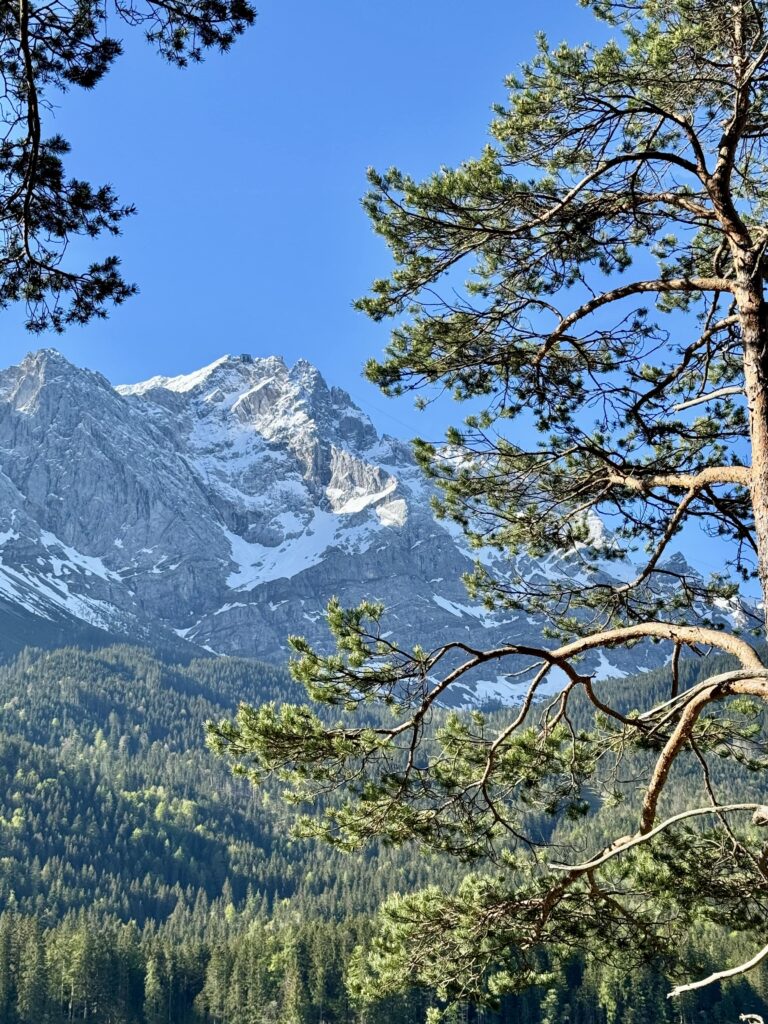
0, 644, 764, 1022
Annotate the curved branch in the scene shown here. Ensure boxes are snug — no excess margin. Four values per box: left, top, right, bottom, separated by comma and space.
606, 466, 750, 491
414, 625, 761, 714
614, 487, 698, 594
629, 314, 740, 419
534, 277, 736, 369
674, 385, 744, 411
512, 152, 709, 236
550, 802, 763, 873
640, 685, 718, 831
551, 623, 762, 670
641, 670, 768, 831
668, 941, 768, 999
638, 668, 768, 725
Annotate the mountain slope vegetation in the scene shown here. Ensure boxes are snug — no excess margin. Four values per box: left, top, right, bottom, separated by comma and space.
0, 644, 762, 1022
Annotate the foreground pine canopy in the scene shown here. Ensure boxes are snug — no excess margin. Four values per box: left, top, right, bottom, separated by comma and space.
0, 0, 255, 333
211, 0, 768, 1013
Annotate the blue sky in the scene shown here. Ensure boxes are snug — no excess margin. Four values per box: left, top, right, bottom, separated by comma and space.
4, 0, 601, 439
2, 0, 743, 586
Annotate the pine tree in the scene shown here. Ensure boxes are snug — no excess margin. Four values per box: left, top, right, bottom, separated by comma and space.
308, 924, 331, 1023
0, 0, 255, 333
198, 941, 232, 1024
278, 940, 308, 1024
0, 912, 14, 1022
210, 0, 768, 1014
115, 923, 142, 1023
143, 952, 165, 1024
16, 919, 48, 1024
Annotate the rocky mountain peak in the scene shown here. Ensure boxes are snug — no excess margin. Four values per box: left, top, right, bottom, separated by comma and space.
17, 347, 112, 387
118, 353, 380, 484
0, 348, 113, 415
0, 349, 714, 705
117, 353, 267, 397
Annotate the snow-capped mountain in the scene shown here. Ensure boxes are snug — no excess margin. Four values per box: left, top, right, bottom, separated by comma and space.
0, 349, 702, 704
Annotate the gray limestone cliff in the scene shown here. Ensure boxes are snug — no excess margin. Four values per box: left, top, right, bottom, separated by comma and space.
0, 349, 713, 704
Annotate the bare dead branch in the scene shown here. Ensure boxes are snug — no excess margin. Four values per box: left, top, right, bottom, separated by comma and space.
668, 941, 768, 998
674, 385, 744, 410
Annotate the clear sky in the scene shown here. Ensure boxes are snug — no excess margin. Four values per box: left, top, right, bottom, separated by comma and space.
2, 0, 743, 586
3, 0, 602, 439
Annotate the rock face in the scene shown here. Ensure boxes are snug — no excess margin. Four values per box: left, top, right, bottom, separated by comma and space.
0, 349, 709, 703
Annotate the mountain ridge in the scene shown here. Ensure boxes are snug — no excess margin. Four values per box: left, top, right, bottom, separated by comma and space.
0, 348, 706, 701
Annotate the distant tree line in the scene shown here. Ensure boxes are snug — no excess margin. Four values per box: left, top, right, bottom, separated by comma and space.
0, 903, 765, 1023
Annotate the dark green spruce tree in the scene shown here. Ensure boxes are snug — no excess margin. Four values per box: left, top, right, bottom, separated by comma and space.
0, 0, 255, 333
210, 0, 768, 1016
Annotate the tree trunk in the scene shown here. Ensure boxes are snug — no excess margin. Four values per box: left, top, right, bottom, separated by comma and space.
739, 281, 768, 632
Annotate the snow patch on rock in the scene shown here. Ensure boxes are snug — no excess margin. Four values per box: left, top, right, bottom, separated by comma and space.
376, 499, 407, 527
